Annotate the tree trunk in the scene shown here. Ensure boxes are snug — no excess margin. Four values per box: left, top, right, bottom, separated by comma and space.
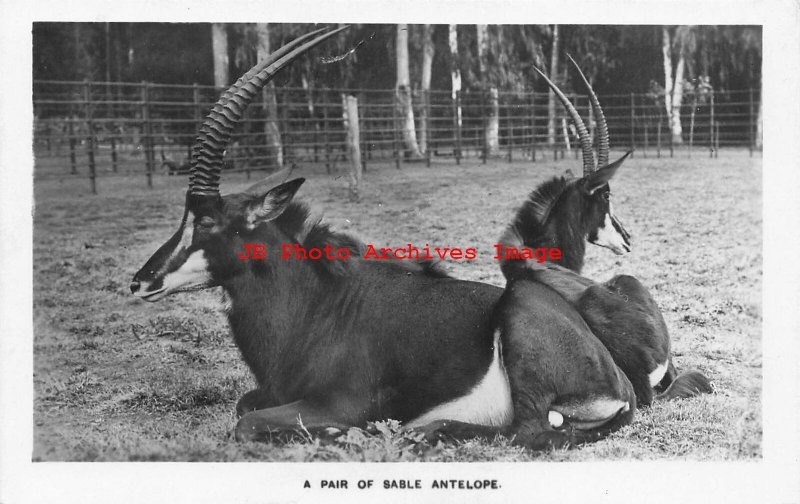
396, 24, 422, 159
301, 74, 321, 161
418, 24, 434, 155
662, 26, 685, 145
477, 25, 500, 156
756, 76, 763, 149
547, 24, 560, 145
670, 52, 686, 145
342, 94, 362, 201
211, 23, 229, 88
449, 25, 462, 128
255, 23, 283, 167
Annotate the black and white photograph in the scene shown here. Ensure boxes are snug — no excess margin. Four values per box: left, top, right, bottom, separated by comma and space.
1, 1, 799, 503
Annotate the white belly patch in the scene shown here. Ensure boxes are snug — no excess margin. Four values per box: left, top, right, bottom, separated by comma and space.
406, 329, 513, 428
649, 361, 669, 387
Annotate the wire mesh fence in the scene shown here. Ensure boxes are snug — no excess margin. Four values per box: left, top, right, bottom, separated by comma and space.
33, 79, 762, 193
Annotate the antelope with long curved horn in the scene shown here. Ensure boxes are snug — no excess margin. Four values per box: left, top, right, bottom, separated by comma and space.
131, 29, 640, 451
493, 58, 713, 408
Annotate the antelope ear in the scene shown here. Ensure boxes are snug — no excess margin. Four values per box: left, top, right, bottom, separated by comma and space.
244, 178, 305, 229
243, 164, 297, 197
583, 151, 632, 194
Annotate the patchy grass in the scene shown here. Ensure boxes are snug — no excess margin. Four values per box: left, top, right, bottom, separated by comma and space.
32, 150, 762, 461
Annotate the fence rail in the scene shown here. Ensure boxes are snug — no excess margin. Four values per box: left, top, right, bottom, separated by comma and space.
33, 79, 762, 193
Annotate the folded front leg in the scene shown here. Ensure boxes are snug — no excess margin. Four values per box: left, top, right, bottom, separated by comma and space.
235, 399, 354, 442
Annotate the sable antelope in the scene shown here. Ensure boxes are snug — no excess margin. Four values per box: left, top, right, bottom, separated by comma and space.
496, 57, 712, 407
131, 28, 636, 450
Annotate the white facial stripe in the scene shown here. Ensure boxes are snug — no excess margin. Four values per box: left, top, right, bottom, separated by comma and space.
151, 212, 196, 281
406, 329, 513, 428
178, 211, 195, 249
594, 207, 630, 255
161, 249, 211, 292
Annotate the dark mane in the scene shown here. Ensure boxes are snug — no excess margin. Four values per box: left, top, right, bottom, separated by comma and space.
498, 175, 589, 276
509, 176, 571, 246
274, 201, 452, 279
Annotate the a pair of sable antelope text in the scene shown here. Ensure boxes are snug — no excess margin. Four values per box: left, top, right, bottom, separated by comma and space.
131, 27, 712, 451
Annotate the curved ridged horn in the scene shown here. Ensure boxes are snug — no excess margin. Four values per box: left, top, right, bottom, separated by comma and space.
533, 66, 595, 175
190, 26, 348, 196
567, 54, 609, 168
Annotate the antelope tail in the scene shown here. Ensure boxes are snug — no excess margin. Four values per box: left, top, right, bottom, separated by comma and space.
655, 370, 714, 401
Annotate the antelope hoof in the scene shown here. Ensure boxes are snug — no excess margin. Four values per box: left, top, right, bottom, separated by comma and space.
416, 420, 451, 443
236, 390, 264, 417
235, 413, 266, 443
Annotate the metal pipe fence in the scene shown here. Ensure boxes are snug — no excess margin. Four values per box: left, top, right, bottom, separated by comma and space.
33, 79, 762, 193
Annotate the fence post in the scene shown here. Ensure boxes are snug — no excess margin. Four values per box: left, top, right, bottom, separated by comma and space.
392, 89, 401, 169
481, 89, 488, 164
359, 91, 367, 173
749, 88, 755, 157
323, 89, 331, 174
68, 115, 77, 175
668, 109, 674, 158
342, 94, 362, 202
84, 80, 97, 194
106, 80, 117, 173
141, 81, 153, 188
657, 113, 662, 158
709, 90, 715, 158
280, 87, 290, 167
311, 88, 319, 163
110, 128, 118, 173
643, 119, 648, 159
530, 91, 537, 163
453, 90, 462, 165
688, 92, 696, 159
715, 120, 720, 158
629, 93, 635, 158
425, 89, 432, 168
506, 96, 513, 163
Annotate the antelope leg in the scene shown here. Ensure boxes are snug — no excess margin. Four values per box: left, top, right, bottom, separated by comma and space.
414, 419, 574, 451
235, 400, 352, 442
236, 388, 278, 417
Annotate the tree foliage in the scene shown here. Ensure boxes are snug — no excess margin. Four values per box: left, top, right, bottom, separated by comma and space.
33, 23, 761, 94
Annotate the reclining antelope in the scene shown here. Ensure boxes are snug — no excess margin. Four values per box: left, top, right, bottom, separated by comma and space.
131, 28, 707, 450
498, 59, 713, 407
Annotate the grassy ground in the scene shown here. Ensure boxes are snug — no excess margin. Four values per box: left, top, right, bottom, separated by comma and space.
32, 149, 762, 461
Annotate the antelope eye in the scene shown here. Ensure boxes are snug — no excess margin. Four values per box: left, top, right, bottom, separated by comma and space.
603, 192, 611, 201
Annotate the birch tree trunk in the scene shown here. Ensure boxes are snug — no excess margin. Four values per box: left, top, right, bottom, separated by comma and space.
662, 26, 685, 145
449, 24, 462, 128
342, 94, 362, 201
301, 74, 321, 161
211, 23, 229, 88
418, 24, 434, 155
477, 24, 500, 156
396, 24, 422, 159
256, 23, 283, 167
547, 24, 560, 145
671, 52, 686, 144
